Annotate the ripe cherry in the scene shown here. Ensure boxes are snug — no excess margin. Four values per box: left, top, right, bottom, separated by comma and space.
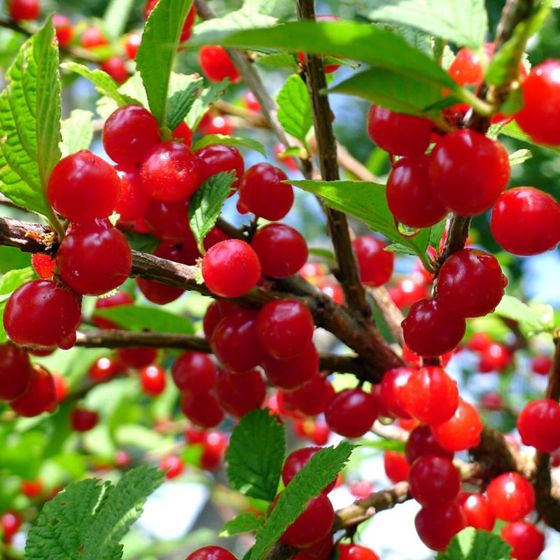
8, 0, 40, 20
187, 546, 237, 560
282, 447, 336, 493
325, 388, 378, 438
430, 129, 510, 216
517, 398, 560, 452
4, 280, 82, 351
1, 512, 22, 544
0, 343, 32, 402
402, 366, 459, 425
238, 164, 294, 220
198, 114, 234, 136
458, 492, 496, 531
383, 451, 410, 483
139, 365, 167, 396
295, 537, 333, 560
100, 57, 129, 84
252, 224, 308, 279
281, 493, 334, 548
479, 342, 512, 373
386, 156, 447, 228
215, 368, 266, 418
202, 300, 240, 340
352, 235, 394, 287
80, 27, 108, 49
532, 355, 552, 376
202, 239, 261, 297
125, 32, 141, 60
367, 106, 432, 157
173, 121, 193, 146
10, 365, 56, 417
402, 298, 466, 356
89, 356, 120, 382
117, 347, 158, 369
501, 521, 545, 560
144, 199, 191, 242
141, 142, 202, 202
431, 400, 483, 452
415, 501, 466, 551
409, 455, 461, 507
448, 48, 485, 86
515, 60, 560, 146
159, 454, 185, 479
48, 150, 120, 223
487, 472, 535, 522
31, 253, 56, 280
21, 479, 43, 499
337, 544, 379, 560
103, 106, 161, 168
200, 431, 228, 471
379, 367, 414, 419
262, 342, 319, 390
180, 391, 224, 428
490, 187, 560, 255
71, 407, 99, 432
115, 168, 151, 223
405, 425, 454, 464
172, 352, 217, 393
281, 375, 335, 416
243, 91, 261, 113
53, 14, 73, 47
199, 46, 240, 83
57, 221, 131, 296
195, 144, 245, 189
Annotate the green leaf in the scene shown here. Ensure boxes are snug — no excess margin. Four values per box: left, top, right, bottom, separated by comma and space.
193, 134, 266, 156
256, 52, 298, 70
438, 528, 512, 560
94, 304, 195, 335
494, 295, 554, 334
0, 267, 34, 297
226, 410, 286, 502
185, 80, 230, 130
359, 439, 406, 452
167, 74, 204, 131
251, 442, 354, 560
188, 172, 236, 252
103, 0, 136, 39
124, 230, 160, 253
508, 148, 532, 166
242, 0, 295, 19
499, 120, 560, 154
61, 109, 94, 156
62, 61, 140, 106
277, 74, 313, 144
365, 0, 488, 49
290, 179, 430, 257
0, 246, 31, 273
220, 512, 263, 537
429, 217, 448, 249
136, 0, 194, 126
194, 9, 277, 35
0, 19, 61, 217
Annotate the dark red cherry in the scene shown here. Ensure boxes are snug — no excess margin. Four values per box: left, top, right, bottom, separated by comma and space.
325, 388, 378, 438
202, 300, 241, 340
405, 425, 453, 464
117, 347, 158, 369
415, 501, 466, 551
281, 375, 335, 417
282, 447, 336, 493
172, 352, 217, 393
262, 342, 319, 390
10, 366, 57, 417
144, 199, 191, 242
186, 546, 237, 560
71, 407, 99, 432
215, 368, 266, 418
0, 343, 32, 402
409, 455, 461, 507
180, 391, 224, 429
353, 235, 394, 287
195, 144, 245, 189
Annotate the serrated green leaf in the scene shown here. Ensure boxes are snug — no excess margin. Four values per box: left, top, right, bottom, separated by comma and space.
186, 80, 230, 130
220, 512, 263, 537
167, 74, 204, 131
365, 0, 488, 49
277, 74, 313, 144
438, 528, 512, 560
494, 295, 554, 334
62, 61, 140, 106
290, 179, 430, 257
384, 243, 418, 256
94, 304, 195, 335
61, 109, 94, 156
0, 19, 61, 217
103, 0, 136, 39
193, 134, 266, 156
226, 410, 286, 502
251, 442, 354, 560
508, 148, 532, 166
136, 0, 193, 126
188, 172, 236, 252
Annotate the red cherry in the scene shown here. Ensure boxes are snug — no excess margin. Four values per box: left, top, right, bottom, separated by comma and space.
487, 472, 535, 522
448, 48, 485, 86
458, 492, 496, 531
141, 142, 202, 202
238, 164, 294, 220
352, 235, 394, 287
180, 391, 224, 428
438, 249, 508, 318
467, 332, 493, 353
282, 447, 336, 493
431, 400, 483, 452
202, 300, 240, 340
325, 388, 378, 438
479, 342, 512, 373
8, 0, 39, 20
172, 352, 217, 393
80, 27, 108, 49
139, 365, 166, 396
402, 298, 465, 357
281, 375, 335, 417
367, 106, 432, 157
243, 91, 261, 113
186, 546, 237, 560
0, 343, 32, 402
262, 342, 319, 390
337, 544, 379, 560
387, 156, 447, 228
103, 106, 160, 168
159, 454, 184, 479
100, 57, 129, 84
415, 501, 466, 551
71, 407, 99, 432
144, 199, 191, 242
89, 356, 120, 382
252, 224, 308, 279
1, 512, 22, 544
196, 144, 245, 190
53, 14, 73, 47
4, 280, 81, 351
281, 493, 334, 548
172, 122, 194, 146
379, 367, 414, 419
117, 347, 158, 369
430, 129, 510, 216
490, 187, 560, 255
517, 398, 560, 452
202, 239, 261, 297
48, 150, 120, 223
57, 221, 131, 296
532, 355, 552, 376
409, 455, 461, 507
405, 425, 454, 464
402, 366, 458, 425
294, 537, 333, 560
199, 114, 234, 136
383, 450, 410, 483
21, 479, 43, 498
124, 32, 142, 60
480, 392, 504, 411
516, 60, 560, 146
501, 521, 545, 560
215, 368, 266, 418
93, 291, 134, 329
199, 46, 240, 83
274, 142, 299, 172
200, 431, 227, 471
31, 253, 56, 279
114, 168, 151, 223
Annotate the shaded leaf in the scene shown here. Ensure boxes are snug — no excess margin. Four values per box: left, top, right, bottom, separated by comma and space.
61, 109, 94, 156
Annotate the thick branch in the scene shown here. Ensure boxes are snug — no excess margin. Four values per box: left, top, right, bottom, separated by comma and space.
470, 426, 519, 482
